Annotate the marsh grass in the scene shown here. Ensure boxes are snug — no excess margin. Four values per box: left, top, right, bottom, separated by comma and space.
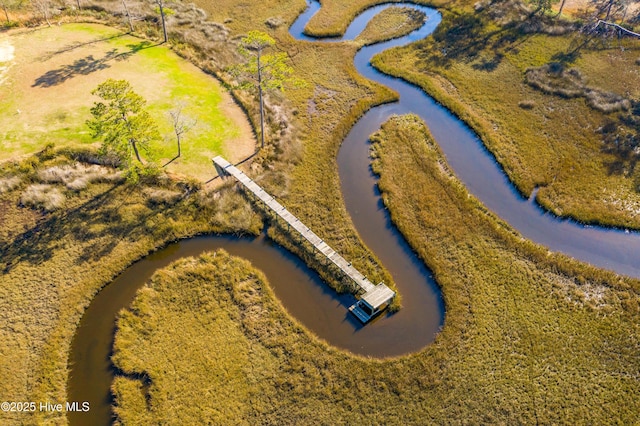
373, 6, 640, 228
110, 115, 640, 424
186, 0, 405, 297
0, 151, 262, 424
368, 114, 640, 422
4, 0, 640, 423
19, 184, 66, 211
38, 163, 124, 189
0, 176, 21, 194
301, 0, 433, 38
355, 6, 426, 46
142, 187, 183, 205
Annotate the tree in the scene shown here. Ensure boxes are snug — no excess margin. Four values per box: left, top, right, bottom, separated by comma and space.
530, 0, 552, 14
556, 0, 567, 16
589, 0, 629, 21
31, 0, 52, 26
1, 0, 11, 22
153, 0, 170, 43
122, 0, 134, 32
87, 79, 160, 180
165, 103, 196, 165
229, 30, 302, 149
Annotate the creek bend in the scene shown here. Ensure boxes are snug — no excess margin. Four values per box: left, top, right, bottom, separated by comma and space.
69, 2, 640, 425
292, 0, 640, 280
69, 234, 433, 426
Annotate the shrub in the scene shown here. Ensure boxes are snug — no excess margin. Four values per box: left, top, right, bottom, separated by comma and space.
518, 99, 536, 109
0, 176, 22, 194
66, 148, 121, 167
38, 163, 124, 190
1, 21, 20, 30
585, 89, 631, 113
20, 184, 66, 211
18, 157, 40, 175
525, 63, 585, 98
143, 188, 183, 205
265, 16, 285, 29
526, 63, 630, 113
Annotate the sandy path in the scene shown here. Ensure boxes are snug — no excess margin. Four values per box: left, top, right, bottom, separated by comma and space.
0, 40, 14, 62
0, 39, 14, 86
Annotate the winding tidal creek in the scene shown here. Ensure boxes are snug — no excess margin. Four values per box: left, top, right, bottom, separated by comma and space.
68, 2, 640, 424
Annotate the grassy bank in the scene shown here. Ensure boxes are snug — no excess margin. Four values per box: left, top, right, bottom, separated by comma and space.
370, 114, 640, 422
301, 0, 434, 38
355, 6, 426, 47
372, 3, 640, 228
193, 0, 409, 297
111, 115, 640, 423
0, 151, 261, 424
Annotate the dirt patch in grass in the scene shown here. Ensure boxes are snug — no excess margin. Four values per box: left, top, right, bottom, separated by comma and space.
0, 39, 14, 61
0, 38, 14, 85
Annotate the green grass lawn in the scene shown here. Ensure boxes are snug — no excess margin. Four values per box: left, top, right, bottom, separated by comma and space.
0, 23, 253, 180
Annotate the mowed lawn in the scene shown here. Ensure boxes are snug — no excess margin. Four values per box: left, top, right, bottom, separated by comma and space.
0, 23, 254, 180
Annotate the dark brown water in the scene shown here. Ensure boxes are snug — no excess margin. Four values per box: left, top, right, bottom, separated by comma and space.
67, 232, 443, 425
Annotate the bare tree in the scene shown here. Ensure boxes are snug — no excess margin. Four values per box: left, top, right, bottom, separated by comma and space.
589, 0, 628, 20
1, 0, 10, 22
580, 0, 640, 39
166, 103, 196, 164
122, 0, 134, 32
31, 0, 52, 26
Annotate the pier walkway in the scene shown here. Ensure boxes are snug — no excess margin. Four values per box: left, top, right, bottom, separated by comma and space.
213, 156, 395, 321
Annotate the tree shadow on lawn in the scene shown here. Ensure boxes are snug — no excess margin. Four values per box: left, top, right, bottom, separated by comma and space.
32, 41, 156, 88
0, 183, 172, 273
38, 33, 129, 62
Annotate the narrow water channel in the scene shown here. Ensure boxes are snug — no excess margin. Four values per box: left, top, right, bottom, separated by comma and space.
291, 0, 640, 280
68, 235, 369, 426
69, 1, 640, 424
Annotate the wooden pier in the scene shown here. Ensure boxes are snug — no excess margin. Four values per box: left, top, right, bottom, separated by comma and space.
213, 156, 395, 321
